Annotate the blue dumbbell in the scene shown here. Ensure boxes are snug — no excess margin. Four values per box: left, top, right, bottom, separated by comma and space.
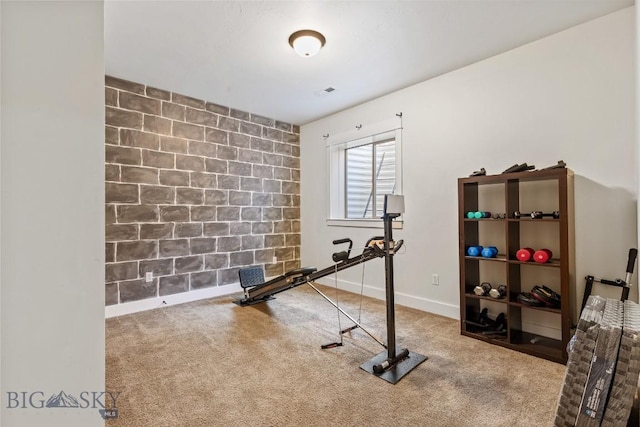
467, 246, 483, 257
466, 211, 476, 218
481, 246, 498, 258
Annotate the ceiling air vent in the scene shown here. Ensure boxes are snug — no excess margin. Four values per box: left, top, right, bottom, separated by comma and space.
315, 87, 337, 96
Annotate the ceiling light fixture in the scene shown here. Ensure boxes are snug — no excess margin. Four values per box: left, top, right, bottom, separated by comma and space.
288, 29, 326, 58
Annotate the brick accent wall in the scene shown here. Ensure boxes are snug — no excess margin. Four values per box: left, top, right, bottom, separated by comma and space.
105, 76, 301, 305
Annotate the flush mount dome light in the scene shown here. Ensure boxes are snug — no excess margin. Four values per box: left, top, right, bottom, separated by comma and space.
288, 29, 326, 57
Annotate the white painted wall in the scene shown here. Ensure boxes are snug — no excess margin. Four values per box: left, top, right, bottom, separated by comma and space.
1, 2, 105, 426
637, 3, 640, 317
301, 8, 636, 323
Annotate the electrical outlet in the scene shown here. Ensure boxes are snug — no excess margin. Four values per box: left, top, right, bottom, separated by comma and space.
272, 256, 277, 264
432, 274, 439, 286
145, 272, 153, 283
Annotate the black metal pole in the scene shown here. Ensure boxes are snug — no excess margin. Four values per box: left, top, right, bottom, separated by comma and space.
383, 213, 396, 360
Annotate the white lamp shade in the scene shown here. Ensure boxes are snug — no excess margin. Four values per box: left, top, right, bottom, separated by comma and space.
292, 35, 322, 57
289, 30, 326, 58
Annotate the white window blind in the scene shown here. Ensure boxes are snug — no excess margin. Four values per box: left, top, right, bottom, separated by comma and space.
345, 139, 396, 218
326, 122, 402, 227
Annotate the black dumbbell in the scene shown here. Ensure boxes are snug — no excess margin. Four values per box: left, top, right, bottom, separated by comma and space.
530, 211, 560, 219
473, 282, 492, 296
489, 285, 507, 299
513, 210, 560, 219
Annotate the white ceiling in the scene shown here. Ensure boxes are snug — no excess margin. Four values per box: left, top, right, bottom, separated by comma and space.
105, 0, 634, 126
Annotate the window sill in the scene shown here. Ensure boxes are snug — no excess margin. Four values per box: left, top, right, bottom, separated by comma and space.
326, 218, 404, 229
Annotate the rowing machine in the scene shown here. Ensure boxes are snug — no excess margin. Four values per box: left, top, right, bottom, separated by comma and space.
235, 195, 426, 384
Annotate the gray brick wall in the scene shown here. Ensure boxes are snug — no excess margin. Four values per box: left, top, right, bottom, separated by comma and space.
105, 76, 301, 305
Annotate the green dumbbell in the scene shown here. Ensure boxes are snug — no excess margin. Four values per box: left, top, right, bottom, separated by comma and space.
473, 211, 491, 219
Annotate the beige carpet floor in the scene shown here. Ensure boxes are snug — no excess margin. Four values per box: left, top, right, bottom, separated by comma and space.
106, 284, 567, 426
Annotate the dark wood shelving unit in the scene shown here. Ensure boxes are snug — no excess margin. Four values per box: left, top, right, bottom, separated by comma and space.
458, 168, 574, 364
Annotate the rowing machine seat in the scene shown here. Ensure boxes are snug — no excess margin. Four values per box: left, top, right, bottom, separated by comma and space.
235, 266, 316, 305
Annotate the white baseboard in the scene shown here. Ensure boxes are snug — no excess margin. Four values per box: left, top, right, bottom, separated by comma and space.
105, 284, 242, 318
105, 277, 461, 321
313, 277, 460, 320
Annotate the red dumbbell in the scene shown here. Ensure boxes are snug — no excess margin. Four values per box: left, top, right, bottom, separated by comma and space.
533, 249, 553, 263
516, 247, 535, 262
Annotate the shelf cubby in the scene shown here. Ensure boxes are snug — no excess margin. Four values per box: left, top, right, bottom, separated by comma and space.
458, 168, 574, 363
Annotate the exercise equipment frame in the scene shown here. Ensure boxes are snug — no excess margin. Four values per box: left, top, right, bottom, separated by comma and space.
234, 198, 427, 384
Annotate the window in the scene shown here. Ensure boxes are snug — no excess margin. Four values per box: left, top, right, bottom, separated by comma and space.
345, 137, 396, 218
327, 125, 402, 227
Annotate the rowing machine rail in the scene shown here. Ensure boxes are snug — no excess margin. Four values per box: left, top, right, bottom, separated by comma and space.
237, 242, 388, 306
